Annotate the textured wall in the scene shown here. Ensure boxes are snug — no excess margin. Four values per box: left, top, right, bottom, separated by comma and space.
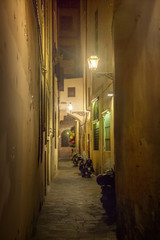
0, 0, 43, 239
113, 0, 160, 239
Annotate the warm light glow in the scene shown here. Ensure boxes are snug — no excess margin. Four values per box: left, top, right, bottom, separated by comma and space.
68, 102, 72, 111
107, 92, 114, 97
87, 55, 99, 71
101, 109, 110, 115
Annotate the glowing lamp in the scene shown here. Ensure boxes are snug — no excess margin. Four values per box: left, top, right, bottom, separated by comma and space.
87, 55, 99, 71
68, 102, 72, 111
107, 92, 114, 97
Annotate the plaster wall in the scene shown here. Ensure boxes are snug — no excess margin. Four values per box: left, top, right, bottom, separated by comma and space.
83, 0, 114, 174
59, 78, 84, 122
0, 0, 43, 239
113, 0, 160, 239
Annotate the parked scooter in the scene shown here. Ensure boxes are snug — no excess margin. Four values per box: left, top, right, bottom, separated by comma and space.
79, 158, 85, 174
79, 158, 94, 178
72, 153, 78, 166
72, 153, 83, 167
97, 169, 116, 222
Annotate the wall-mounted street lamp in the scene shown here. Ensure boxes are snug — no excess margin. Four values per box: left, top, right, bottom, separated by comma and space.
68, 102, 72, 111
87, 55, 114, 80
87, 55, 100, 71
107, 92, 114, 97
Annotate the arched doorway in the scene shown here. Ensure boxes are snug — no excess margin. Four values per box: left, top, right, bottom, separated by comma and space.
61, 129, 70, 147
58, 115, 77, 160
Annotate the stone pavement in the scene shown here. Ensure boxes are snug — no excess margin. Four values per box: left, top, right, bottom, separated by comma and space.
31, 159, 117, 240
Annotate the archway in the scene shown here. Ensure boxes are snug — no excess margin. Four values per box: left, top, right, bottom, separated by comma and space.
58, 115, 79, 160
61, 129, 70, 147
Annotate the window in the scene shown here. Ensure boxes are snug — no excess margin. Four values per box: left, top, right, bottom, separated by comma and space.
104, 112, 111, 151
55, 112, 57, 148
93, 122, 99, 150
93, 100, 99, 120
68, 87, 75, 97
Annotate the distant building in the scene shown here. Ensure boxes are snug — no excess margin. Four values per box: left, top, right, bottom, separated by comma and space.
57, 0, 82, 78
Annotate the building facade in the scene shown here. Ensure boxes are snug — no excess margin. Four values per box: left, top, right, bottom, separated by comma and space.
80, 0, 115, 174
81, 1, 160, 238
0, 0, 59, 239
57, 0, 82, 78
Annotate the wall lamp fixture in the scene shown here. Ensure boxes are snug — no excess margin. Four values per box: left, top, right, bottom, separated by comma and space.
87, 55, 114, 80
107, 92, 114, 97
87, 55, 99, 71
68, 102, 72, 111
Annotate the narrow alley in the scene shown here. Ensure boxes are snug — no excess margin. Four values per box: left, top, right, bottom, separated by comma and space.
1, 0, 160, 239
31, 159, 116, 240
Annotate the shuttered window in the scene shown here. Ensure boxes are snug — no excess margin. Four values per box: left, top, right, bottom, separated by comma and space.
93, 100, 99, 120
68, 87, 75, 97
93, 122, 99, 150
104, 112, 111, 151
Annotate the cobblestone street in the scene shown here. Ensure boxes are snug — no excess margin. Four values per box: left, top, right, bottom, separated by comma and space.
31, 159, 117, 240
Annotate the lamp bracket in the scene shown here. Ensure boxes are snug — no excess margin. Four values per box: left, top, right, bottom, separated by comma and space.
95, 72, 114, 80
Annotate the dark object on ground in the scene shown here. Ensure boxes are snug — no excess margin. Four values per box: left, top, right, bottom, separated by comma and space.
97, 169, 116, 223
72, 153, 83, 167
79, 158, 94, 178
72, 153, 78, 166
